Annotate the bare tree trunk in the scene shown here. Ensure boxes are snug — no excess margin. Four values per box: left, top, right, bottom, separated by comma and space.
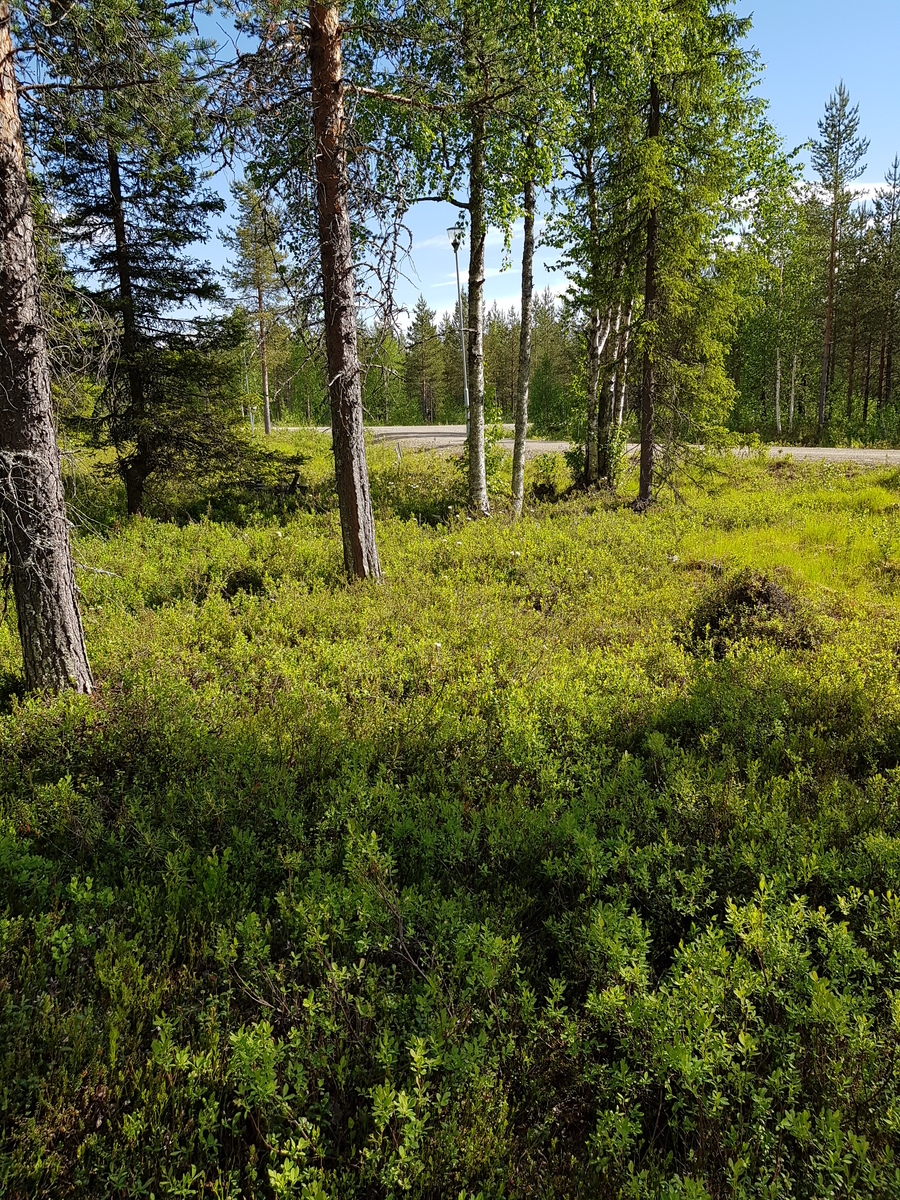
0, 3, 93, 694
863, 331, 872, 428
309, 0, 381, 580
511, 173, 535, 517
637, 79, 660, 509
774, 265, 783, 436
886, 211, 896, 409
818, 200, 839, 438
846, 322, 858, 421
257, 279, 272, 435
467, 106, 490, 515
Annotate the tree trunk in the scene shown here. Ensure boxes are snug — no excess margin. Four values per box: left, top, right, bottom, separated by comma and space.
637, 79, 660, 509
818, 197, 839, 438
584, 307, 602, 485
257, 279, 272, 435
863, 331, 872, 428
511, 173, 535, 517
846, 285, 859, 421
886, 207, 896, 408
774, 265, 783, 436
106, 140, 151, 515
614, 299, 633, 427
789, 338, 798, 433
309, 0, 381, 580
466, 106, 490, 516
0, 3, 93, 694
597, 300, 621, 480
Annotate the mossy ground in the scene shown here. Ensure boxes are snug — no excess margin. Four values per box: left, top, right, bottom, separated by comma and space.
2, 437, 900, 1198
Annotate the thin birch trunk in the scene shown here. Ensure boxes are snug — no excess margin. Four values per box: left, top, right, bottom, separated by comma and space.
597, 300, 621, 481
511, 173, 535, 517
467, 106, 490, 515
638, 79, 660, 509
789, 339, 798, 433
614, 299, 633, 427
584, 307, 602, 485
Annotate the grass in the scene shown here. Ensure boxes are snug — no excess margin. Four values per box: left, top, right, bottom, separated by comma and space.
2, 437, 900, 1198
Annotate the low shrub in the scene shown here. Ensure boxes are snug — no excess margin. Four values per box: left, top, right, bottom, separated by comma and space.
689, 567, 820, 657
1, 447, 900, 1198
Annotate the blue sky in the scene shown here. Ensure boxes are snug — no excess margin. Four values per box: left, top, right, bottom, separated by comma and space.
203, 1, 900, 325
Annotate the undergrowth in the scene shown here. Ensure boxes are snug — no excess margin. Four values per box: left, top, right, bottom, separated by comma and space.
2, 438, 900, 1198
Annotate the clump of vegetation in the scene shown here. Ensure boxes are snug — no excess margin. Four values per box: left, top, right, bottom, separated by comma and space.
689, 567, 820, 657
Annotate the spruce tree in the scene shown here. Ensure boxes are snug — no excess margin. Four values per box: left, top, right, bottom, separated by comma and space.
23, 0, 229, 514
223, 182, 287, 436
405, 296, 445, 422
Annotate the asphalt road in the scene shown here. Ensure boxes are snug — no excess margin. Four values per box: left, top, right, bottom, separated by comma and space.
285, 425, 900, 467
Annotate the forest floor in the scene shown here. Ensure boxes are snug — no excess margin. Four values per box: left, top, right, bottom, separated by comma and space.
2, 437, 900, 1197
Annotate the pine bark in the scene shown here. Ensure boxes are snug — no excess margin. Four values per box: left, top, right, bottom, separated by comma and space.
885, 212, 895, 406
774, 265, 783, 436
638, 79, 660, 509
258, 279, 272, 435
0, 3, 93, 693
309, 0, 381, 580
818, 185, 839, 437
876, 326, 887, 432
846, 278, 859, 420
511, 173, 535, 517
466, 106, 490, 516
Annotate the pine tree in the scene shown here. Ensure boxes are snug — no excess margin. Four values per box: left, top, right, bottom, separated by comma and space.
308, 0, 382, 579
0, 0, 93, 693
810, 82, 869, 439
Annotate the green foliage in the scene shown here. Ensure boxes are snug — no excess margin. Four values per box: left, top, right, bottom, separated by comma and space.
457, 397, 509, 496
5, 451, 900, 1193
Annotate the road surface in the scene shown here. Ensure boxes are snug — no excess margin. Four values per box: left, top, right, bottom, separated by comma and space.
284, 425, 900, 467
